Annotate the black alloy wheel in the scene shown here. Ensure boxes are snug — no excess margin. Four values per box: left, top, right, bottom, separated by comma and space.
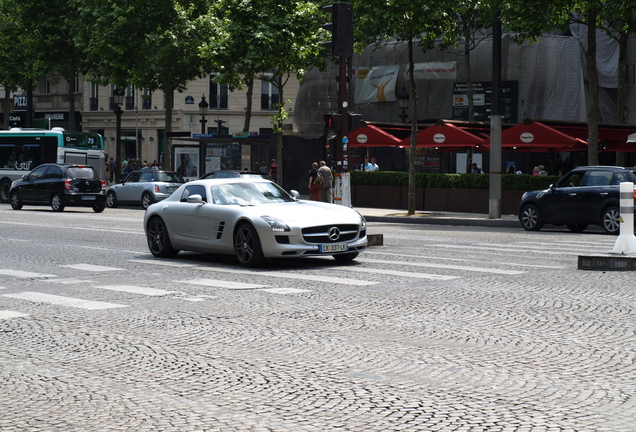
519, 204, 544, 231
9, 191, 22, 210
601, 207, 620, 234
146, 216, 178, 257
234, 223, 265, 267
106, 190, 118, 208
50, 193, 65, 212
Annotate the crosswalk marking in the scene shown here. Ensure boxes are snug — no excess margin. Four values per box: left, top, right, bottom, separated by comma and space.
368, 251, 565, 269
0, 311, 29, 320
0, 269, 57, 278
334, 266, 458, 281
2, 292, 128, 310
96, 285, 179, 296
199, 267, 379, 286
258, 288, 311, 294
180, 279, 268, 290
128, 259, 196, 268
61, 264, 125, 272
358, 258, 526, 275
44, 278, 95, 284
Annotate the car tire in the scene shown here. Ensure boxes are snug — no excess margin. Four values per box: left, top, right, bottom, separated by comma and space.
93, 203, 106, 213
106, 190, 118, 208
567, 224, 588, 233
333, 251, 359, 262
146, 216, 178, 258
9, 191, 22, 210
234, 223, 265, 267
141, 192, 154, 210
0, 179, 11, 203
51, 193, 65, 212
519, 204, 544, 231
601, 206, 620, 234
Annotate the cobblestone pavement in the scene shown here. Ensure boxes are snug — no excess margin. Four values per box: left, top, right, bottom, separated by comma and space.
0, 205, 635, 431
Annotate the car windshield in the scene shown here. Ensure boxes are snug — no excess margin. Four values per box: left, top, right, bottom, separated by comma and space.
157, 172, 185, 183
211, 182, 294, 205
66, 167, 98, 180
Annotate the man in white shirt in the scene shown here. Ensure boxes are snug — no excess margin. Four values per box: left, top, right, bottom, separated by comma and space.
369, 157, 379, 171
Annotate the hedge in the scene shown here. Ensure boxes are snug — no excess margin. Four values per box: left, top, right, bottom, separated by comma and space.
349, 171, 558, 190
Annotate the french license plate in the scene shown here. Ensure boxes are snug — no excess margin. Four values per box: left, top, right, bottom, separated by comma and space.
81, 195, 96, 200
320, 243, 348, 253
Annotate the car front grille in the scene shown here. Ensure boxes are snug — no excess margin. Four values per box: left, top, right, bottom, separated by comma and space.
301, 224, 360, 244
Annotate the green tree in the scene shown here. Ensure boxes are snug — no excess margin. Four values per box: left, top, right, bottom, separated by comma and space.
203, 0, 325, 185
74, 0, 217, 169
355, 0, 451, 215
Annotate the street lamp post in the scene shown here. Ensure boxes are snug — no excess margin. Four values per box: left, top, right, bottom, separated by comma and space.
113, 88, 125, 182
198, 96, 208, 175
398, 85, 410, 123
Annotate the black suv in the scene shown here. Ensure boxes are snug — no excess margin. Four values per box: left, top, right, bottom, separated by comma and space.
9, 163, 107, 212
519, 166, 636, 234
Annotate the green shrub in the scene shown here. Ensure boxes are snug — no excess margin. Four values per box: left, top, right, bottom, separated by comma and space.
350, 171, 558, 190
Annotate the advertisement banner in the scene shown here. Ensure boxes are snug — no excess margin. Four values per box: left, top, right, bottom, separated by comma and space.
410, 62, 457, 80
354, 65, 400, 104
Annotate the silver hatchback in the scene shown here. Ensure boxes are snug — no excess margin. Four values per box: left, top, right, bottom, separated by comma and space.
107, 170, 185, 209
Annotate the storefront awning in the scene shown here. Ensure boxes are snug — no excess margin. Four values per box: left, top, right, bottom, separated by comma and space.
348, 124, 403, 147
398, 121, 485, 149
482, 120, 587, 152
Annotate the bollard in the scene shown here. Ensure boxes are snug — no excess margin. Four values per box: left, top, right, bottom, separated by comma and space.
610, 182, 636, 254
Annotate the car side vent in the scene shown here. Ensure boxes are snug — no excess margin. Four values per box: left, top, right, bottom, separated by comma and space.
216, 221, 225, 239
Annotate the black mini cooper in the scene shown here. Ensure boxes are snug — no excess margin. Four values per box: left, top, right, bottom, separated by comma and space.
9, 163, 107, 212
518, 166, 636, 234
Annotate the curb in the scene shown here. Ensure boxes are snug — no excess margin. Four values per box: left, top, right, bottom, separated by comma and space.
363, 215, 520, 229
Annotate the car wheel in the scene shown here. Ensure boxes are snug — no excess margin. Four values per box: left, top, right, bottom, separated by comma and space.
9, 191, 22, 210
92, 203, 106, 213
234, 223, 265, 267
519, 204, 544, 231
333, 251, 359, 262
601, 207, 620, 234
141, 192, 154, 210
50, 193, 65, 212
0, 179, 11, 203
106, 190, 118, 208
567, 224, 588, 233
146, 216, 178, 258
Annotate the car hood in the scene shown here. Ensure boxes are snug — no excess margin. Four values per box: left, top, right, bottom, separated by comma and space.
243, 200, 363, 226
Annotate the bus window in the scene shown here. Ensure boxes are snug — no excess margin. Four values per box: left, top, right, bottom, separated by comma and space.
0, 144, 16, 169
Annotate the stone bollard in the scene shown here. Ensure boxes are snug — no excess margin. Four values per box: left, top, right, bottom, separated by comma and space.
610, 181, 636, 254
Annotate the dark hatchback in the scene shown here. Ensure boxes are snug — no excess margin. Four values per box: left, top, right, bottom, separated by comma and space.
9, 163, 107, 212
518, 165, 636, 234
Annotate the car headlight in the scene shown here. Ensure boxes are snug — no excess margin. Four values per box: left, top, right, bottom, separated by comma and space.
261, 215, 290, 232
355, 210, 367, 227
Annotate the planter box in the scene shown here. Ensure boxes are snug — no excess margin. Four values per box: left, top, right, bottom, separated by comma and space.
424, 188, 449, 212
354, 185, 378, 208
377, 185, 401, 209
502, 190, 525, 215
399, 186, 424, 210
449, 188, 489, 213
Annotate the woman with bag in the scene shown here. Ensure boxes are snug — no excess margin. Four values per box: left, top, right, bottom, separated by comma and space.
308, 162, 321, 201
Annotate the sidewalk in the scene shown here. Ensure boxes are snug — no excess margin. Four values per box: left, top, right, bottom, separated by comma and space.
355, 207, 521, 228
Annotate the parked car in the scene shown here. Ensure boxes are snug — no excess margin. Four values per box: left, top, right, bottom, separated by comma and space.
518, 165, 636, 234
9, 163, 106, 212
144, 178, 367, 267
107, 170, 185, 210
200, 170, 273, 181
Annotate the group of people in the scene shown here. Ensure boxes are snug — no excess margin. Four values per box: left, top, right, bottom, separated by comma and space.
307, 156, 380, 203
105, 157, 161, 184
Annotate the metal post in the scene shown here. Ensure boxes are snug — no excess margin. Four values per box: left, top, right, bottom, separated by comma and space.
489, 11, 502, 219
114, 106, 123, 182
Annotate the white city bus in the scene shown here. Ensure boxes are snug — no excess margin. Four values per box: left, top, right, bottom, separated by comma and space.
0, 127, 106, 202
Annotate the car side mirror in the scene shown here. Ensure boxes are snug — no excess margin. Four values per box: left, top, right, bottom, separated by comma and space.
289, 190, 300, 200
187, 194, 205, 204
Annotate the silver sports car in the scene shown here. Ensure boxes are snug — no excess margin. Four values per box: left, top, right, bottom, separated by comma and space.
143, 178, 367, 267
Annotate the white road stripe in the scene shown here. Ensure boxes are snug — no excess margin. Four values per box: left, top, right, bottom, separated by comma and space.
0, 269, 57, 278
358, 258, 526, 275
61, 264, 125, 272
334, 266, 458, 281
180, 279, 269, 289
368, 251, 565, 269
128, 259, 196, 268
199, 267, 379, 286
0, 311, 29, 320
2, 292, 129, 310
258, 288, 311, 294
43, 279, 96, 284
97, 285, 178, 296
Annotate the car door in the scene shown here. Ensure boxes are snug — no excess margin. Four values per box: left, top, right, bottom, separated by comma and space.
576, 170, 617, 221
117, 171, 141, 203
21, 165, 49, 203
171, 185, 214, 241
39, 165, 64, 203
539, 170, 588, 223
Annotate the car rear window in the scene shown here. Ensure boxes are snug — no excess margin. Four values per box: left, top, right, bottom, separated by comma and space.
66, 167, 98, 180
157, 172, 185, 183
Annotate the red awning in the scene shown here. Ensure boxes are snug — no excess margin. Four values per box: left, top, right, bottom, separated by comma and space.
482, 121, 587, 152
398, 122, 485, 149
348, 124, 403, 147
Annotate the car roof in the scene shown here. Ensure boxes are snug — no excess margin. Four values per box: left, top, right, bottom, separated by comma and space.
188, 177, 273, 185
129, 170, 177, 174
573, 165, 636, 172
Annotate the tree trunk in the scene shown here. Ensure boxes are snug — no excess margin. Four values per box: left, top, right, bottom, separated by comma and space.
2, 83, 10, 130
464, 28, 474, 174
67, 74, 76, 131
616, 31, 628, 167
243, 76, 254, 133
407, 37, 419, 216
586, 6, 599, 166
163, 87, 174, 170
276, 85, 284, 186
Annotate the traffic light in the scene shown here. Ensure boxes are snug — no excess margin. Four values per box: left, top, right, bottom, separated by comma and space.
322, 2, 353, 57
324, 112, 342, 131
348, 112, 362, 131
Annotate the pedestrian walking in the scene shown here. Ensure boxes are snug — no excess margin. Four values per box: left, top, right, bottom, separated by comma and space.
308, 162, 321, 201
318, 160, 333, 203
